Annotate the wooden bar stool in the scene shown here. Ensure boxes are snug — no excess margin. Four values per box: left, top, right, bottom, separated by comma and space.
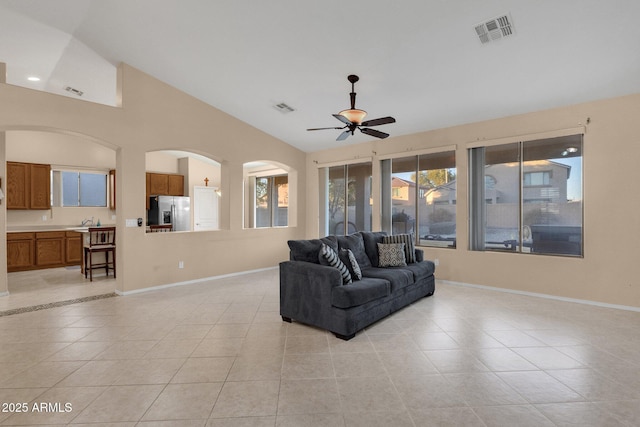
84, 227, 116, 281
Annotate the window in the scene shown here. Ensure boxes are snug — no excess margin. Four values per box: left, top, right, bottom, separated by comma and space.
382, 151, 456, 248
53, 170, 108, 207
524, 171, 551, 186
255, 175, 288, 228
469, 134, 583, 256
322, 162, 372, 235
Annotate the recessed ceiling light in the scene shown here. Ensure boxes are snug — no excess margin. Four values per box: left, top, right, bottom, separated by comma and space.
27, 76, 40, 82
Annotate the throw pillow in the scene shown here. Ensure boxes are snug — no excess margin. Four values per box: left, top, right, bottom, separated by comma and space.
336, 233, 372, 268
288, 236, 338, 263
321, 243, 352, 284
377, 242, 407, 267
340, 248, 362, 280
383, 233, 416, 264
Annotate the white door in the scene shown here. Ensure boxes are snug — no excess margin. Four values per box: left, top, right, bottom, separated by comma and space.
193, 186, 219, 231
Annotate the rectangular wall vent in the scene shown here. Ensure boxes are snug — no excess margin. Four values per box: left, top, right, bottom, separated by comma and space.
65, 86, 84, 96
273, 102, 295, 113
475, 13, 514, 44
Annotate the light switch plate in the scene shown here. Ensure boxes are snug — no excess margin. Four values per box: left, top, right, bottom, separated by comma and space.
125, 219, 137, 227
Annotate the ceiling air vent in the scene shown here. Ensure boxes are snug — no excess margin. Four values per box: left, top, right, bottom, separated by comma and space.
65, 86, 84, 97
273, 102, 295, 114
475, 14, 514, 44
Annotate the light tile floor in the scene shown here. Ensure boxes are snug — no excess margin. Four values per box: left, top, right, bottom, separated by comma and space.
0, 268, 640, 426
2, 267, 115, 312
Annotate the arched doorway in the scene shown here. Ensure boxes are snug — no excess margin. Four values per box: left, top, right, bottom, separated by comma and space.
1, 128, 119, 312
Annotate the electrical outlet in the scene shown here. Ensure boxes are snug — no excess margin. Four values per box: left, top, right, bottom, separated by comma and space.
41, 215, 47, 221
178, 261, 184, 269
434, 258, 440, 266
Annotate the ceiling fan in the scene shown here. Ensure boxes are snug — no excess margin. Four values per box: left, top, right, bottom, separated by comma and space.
307, 75, 396, 141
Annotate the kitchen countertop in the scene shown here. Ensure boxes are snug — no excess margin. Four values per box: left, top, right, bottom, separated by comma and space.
7, 225, 116, 233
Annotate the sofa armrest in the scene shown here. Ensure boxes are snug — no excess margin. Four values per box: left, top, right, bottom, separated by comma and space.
414, 248, 424, 262
279, 261, 342, 324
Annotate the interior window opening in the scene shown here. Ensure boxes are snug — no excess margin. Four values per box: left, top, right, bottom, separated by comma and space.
145, 150, 221, 233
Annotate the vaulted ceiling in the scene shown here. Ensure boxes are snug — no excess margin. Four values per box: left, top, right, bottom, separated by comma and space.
2, 0, 639, 152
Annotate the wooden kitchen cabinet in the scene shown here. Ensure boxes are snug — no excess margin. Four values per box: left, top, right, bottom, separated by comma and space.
149, 173, 169, 195
146, 172, 185, 196
6, 232, 35, 271
168, 174, 184, 196
6, 162, 30, 209
35, 232, 66, 267
65, 231, 83, 264
6, 161, 51, 210
30, 163, 51, 209
6, 231, 82, 272
109, 169, 116, 210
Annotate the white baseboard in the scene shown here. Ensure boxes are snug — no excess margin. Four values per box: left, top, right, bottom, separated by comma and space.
440, 280, 640, 313
115, 266, 278, 296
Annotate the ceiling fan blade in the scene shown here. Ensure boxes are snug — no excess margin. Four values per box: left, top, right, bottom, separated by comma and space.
307, 126, 345, 131
336, 130, 351, 141
360, 116, 396, 127
360, 127, 389, 139
333, 114, 352, 125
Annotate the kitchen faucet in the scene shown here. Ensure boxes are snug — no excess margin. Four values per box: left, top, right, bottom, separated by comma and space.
81, 217, 94, 227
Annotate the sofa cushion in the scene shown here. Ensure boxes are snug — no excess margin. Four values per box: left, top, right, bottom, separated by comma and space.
321, 243, 352, 284
360, 231, 388, 267
383, 233, 416, 264
340, 248, 362, 280
396, 261, 436, 281
337, 233, 371, 268
377, 243, 407, 267
288, 236, 338, 263
361, 266, 414, 292
331, 277, 391, 309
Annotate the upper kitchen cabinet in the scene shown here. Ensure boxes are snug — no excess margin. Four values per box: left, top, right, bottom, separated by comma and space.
6, 161, 51, 210
147, 172, 184, 196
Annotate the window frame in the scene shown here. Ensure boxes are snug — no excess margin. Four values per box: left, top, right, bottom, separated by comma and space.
468, 131, 584, 257
253, 173, 288, 228
52, 168, 109, 208
380, 147, 457, 249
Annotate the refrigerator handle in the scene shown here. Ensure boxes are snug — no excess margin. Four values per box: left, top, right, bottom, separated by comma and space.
171, 203, 176, 227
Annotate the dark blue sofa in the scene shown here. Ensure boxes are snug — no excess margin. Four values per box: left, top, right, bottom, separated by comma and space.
280, 231, 435, 340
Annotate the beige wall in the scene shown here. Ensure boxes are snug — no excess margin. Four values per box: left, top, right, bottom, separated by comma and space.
0, 63, 306, 295
307, 94, 640, 308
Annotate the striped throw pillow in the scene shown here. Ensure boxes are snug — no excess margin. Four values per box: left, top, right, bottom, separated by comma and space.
321, 243, 352, 284
340, 248, 362, 280
383, 233, 416, 264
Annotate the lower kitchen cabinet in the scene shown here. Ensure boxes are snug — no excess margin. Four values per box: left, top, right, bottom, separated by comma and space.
35, 232, 66, 267
65, 232, 83, 264
7, 230, 83, 272
7, 233, 35, 271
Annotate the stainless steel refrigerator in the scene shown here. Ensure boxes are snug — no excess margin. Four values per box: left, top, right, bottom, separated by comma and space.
148, 196, 191, 231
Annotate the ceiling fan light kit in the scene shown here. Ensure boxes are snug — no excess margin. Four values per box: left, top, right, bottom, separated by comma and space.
307, 74, 396, 141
